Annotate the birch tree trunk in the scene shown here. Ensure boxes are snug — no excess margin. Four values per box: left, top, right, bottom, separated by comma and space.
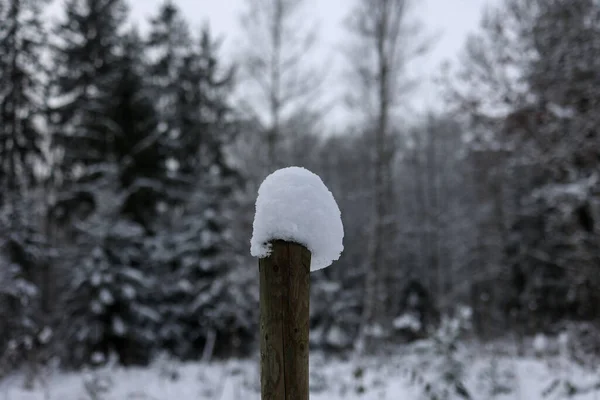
239, 0, 323, 174
344, 0, 431, 352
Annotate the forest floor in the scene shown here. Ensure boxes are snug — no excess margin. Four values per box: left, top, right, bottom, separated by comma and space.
1, 340, 600, 400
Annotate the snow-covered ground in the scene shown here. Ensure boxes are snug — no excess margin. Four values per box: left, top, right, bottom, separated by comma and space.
2, 343, 600, 400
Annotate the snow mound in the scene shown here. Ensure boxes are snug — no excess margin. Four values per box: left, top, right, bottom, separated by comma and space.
250, 166, 344, 271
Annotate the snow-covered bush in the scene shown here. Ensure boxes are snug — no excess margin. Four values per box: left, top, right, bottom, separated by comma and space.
411, 306, 473, 400
564, 322, 600, 368
393, 279, 438, 342
64, 226, 159, 367
310, 279, 360, 351
81, 368, 114, 400
149, 169, 257, 360
394, 313, 424, 342
476, 348, 516, 398
0, 198, 53, 379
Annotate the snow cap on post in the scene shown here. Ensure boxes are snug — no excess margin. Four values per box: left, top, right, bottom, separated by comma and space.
251, 166, 344, 271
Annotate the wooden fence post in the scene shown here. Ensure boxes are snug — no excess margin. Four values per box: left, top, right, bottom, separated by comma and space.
259, 240, 311, 400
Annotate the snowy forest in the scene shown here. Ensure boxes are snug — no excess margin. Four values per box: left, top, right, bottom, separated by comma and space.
1, 0, 599, 398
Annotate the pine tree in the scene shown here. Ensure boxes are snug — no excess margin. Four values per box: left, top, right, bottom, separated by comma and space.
0, 197, 48, 372
520, 0, 600, 322
64, 223, 160, 367
448, 0, 600, 332
49, 0, 128, 180
145, 1, 195, 177
49, 2, 168, 366
148, 28, 256, 359
0, 0, 50, 373
0, 0, 46, 193
109, 29, 171, 233
153, 168, 255, 359
62, 30, 169, 367
146, 0, 191, 126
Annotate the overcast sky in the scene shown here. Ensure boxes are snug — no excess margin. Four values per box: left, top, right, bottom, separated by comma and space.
49, 0, 495, 127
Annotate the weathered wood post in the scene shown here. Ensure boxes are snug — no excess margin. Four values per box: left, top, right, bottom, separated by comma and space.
259, 240, 311, 400
251, 166, 344, 400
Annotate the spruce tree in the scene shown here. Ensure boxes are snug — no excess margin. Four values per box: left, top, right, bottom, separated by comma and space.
109, 29, 171, 232
0, 0, 46, 193
61, 29, 167, 367
49, 0, 127, 179
50, 2, 167, 366
146, 0, 191, 104
149, 27, 256, 359
145, 1, 192, 174
0, 0, 50, 370
0, 197, 49, 371
449, 0, 600, 331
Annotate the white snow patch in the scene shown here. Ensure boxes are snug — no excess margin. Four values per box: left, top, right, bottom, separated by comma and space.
250, 167, 344, 271
122, 284, 135, 300
99, 288, 115, 305
393, 313, 422, 332
558, 331, 569, 348
365, 323, 386, 338
91, 351, 105, 364
90, 300, 103, 314
38, 327, 53, 344
112, 317, 127, 336
325, 326, 353, 348
90, 272, 102, 287
533, 333, 547, 355
547, 103, 575, 119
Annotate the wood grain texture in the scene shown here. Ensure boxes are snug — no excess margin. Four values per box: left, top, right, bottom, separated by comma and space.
259, 240, 311, 400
